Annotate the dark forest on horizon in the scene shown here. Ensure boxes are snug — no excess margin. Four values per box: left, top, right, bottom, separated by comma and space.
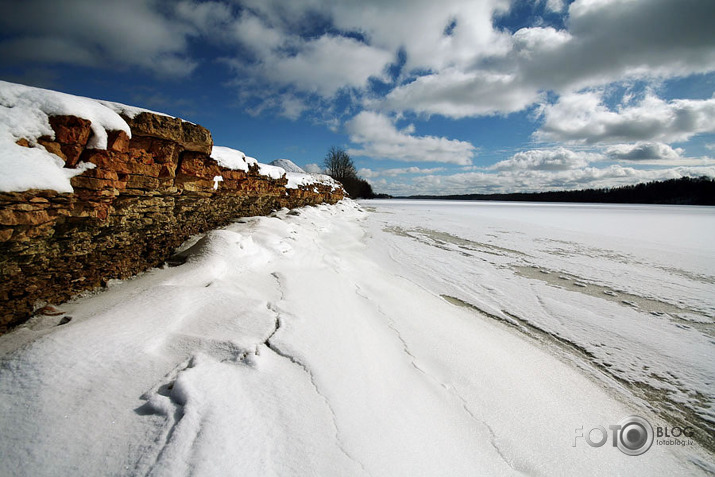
395, 176, 715, 205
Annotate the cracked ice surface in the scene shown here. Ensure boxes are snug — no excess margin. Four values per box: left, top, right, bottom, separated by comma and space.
366, 199, 715, 460
0, 200, 709, 476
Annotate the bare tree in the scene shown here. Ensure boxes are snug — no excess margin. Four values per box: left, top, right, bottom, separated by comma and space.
322, 146, 377, 198
323, 146, 357, 181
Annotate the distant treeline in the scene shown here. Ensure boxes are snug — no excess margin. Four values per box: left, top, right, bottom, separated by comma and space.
403, 176, 715, 205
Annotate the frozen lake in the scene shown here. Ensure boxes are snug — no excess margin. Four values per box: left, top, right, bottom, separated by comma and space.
364, 199, 715, 455
1, 200, 713, 475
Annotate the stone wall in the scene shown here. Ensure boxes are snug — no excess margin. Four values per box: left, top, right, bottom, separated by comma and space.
0, 113, 344, 333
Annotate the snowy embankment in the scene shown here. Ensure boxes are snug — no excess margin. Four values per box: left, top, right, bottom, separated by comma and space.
0, 80, 337, 193
0, 201, 709, 475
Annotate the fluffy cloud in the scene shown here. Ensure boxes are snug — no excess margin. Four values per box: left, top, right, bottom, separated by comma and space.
543, 0, 565, 12
3, 0, 714, 121
511, 27, 572, 59
218, 10, 394, 103
226, 0, 515, 115
0, 0, 197, 76
491, 147, 600, 171
303, 163, 323, 173
383, 0, 715, 118
225, 9, 287, 58
383, 166, 715, 196
175, 1, 234, 34
382, 69, 541, 118
605, 142, 683, 161
258, 36, 392, 97
226, 0, 511, 105
518, 0, 715, 93
346, 111, 476, 165
604, 143, 715, 166
331, 0, 512, 74
566, 0, 715, 78
237, 0, 511, 76
0, 0, 392, 92
261, 0, 715, 121
358, 166, 446, 178
536, 92, 715, 144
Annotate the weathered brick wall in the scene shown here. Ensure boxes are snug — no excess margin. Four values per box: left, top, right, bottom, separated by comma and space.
0, 113, 344, 333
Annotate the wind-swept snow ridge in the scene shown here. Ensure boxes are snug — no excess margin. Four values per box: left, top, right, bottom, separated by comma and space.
0, 201, 705, 475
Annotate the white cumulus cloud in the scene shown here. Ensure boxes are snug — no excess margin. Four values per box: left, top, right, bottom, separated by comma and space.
536, 92, 715, 144
382, 69, 541, 118
382, 0, 715, 119
0, 0, 197, 76
259, 35, 393, 97
304, 163, 323, 173
605, 142, 683, 161
359, 166, 446, 178
383, 165, 715, 196
346, 111, 476, 165
491, 147, 601, 171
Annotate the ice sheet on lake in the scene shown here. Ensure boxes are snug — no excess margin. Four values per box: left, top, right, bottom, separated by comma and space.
0, 200, 712, 475
369, 200, 715, 455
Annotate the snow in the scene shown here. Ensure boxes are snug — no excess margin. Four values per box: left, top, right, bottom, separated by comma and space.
256, 161, 285, 180
97, 99, 176, 121
285, 171, 341, 190
211, 145, 340, 190
0, 146, 94, 193
210, 145, 253, 172
0, 200, 710, 475
270, 158, 306, 173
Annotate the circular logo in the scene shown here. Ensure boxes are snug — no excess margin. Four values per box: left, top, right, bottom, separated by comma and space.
616, 415, 654, 456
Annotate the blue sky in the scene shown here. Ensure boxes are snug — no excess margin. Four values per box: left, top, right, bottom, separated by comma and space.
1, 0, 714, 195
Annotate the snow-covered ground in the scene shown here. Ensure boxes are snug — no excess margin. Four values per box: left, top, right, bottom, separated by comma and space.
0, 200, 713, 475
